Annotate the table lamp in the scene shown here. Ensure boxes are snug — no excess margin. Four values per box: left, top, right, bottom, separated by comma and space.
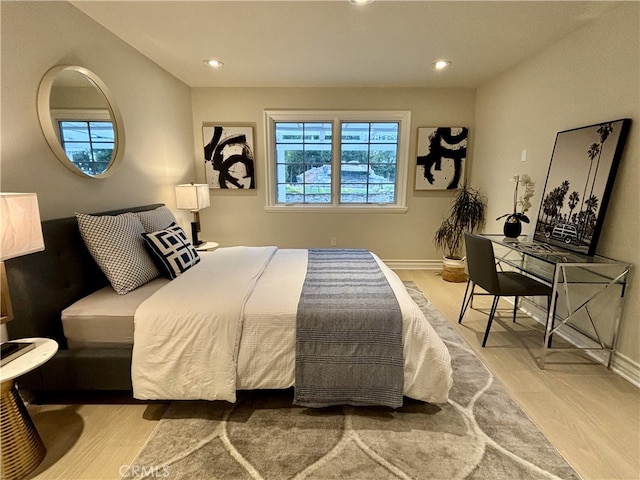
175, 183, 210, 246
0, 194, 47, 480
1, 193, 45, 324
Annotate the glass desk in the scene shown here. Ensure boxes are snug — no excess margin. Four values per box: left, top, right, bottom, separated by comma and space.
481, 234, 631, 368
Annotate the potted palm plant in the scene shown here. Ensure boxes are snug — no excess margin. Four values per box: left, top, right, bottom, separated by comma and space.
433, 186, 486, 282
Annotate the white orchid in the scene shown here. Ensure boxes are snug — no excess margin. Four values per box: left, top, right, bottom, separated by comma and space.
497, 173, 536, 222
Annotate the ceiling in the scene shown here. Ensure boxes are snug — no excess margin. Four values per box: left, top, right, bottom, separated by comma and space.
70, 1, 620, 89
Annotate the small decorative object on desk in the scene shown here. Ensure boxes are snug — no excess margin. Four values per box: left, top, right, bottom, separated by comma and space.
497, 173, 535, 238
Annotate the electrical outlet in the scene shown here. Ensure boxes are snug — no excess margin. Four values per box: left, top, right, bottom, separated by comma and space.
330, 237, 337, 246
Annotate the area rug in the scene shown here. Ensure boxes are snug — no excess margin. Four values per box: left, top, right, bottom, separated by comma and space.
123, 282, 579, 480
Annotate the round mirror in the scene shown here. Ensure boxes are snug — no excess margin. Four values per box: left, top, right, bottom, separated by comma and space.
37, 65, 125, 178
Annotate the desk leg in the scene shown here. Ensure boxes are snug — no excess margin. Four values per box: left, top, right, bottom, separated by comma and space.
0, 380, 46, 480
541, 268, 561, 369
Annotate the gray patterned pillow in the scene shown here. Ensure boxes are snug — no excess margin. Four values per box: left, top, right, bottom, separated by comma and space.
136, 206, 177, 232
76, 212, 160, 294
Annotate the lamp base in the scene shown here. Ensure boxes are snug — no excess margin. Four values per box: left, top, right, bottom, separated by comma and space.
1, 261, 13, 324
190, 222, 202, 246
1, 381, 46, 480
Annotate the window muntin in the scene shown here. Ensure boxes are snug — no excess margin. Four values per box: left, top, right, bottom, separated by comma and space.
266, 111, 410, 212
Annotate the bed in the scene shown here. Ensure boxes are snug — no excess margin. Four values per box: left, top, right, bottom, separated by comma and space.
6, 204, 452, 406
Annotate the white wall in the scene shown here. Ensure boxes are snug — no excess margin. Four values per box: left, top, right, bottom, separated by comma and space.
472, 3, 639, 370
0, 1, 195, 221
192, 87, 475, 261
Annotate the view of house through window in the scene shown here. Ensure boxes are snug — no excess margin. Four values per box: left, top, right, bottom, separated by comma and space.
58, 120, 115, 175
275, 122, 332, 203
271, 115, 405, 208
340, 122, 398, 203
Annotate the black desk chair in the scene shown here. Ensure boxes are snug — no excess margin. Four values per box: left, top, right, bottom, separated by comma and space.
458, 233, 553, 347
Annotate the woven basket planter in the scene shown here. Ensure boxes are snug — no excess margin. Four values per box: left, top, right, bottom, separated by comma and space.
442, 257, 467, 283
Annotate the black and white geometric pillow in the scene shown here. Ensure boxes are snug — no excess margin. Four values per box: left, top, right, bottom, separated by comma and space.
76, 212, 160, 295
142, 224, 200, 279
136, 206, 177, 232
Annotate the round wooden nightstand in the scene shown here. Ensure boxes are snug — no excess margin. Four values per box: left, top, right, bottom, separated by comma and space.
0, 337, 58, 480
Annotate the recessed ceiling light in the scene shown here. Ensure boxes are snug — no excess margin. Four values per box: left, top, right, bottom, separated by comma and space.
432, 60, 452, 71
350, 0, 374, 5
203, 59, 224, 68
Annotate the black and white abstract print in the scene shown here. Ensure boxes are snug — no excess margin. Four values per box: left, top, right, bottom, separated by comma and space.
415, 127, 468, 190
203, 124, 255, 189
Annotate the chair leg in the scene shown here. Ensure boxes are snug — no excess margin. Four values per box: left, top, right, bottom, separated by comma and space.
482, 296, 500, 347
513, 296, 519, 323
458, 281, 475, 324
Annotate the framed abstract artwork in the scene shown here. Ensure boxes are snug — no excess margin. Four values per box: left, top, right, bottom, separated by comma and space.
415, 127, 468, 190
202, 124, 256, 189
533, 118, 631, 256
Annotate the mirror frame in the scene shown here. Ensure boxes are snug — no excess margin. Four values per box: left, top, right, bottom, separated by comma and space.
37, 65, 125, 179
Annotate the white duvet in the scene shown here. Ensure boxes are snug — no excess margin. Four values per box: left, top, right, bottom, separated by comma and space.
132, 247, 453, 403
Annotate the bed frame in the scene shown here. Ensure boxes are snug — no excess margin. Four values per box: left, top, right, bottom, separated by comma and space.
5, 204, 163, 393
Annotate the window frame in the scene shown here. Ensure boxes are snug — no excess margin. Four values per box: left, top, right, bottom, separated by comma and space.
264, 110, 410, 213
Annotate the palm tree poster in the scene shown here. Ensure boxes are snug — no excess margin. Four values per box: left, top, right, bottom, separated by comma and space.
534, 119, 631, 256
415, 127, 468, 190
203, 124, 256, 189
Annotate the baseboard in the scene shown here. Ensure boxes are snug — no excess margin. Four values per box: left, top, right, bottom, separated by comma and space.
612, 352, 640, 389
519, 298, 640, 388
383, 259, 442, 270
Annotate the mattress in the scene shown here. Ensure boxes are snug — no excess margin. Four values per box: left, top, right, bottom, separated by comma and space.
61, 277, 169, 348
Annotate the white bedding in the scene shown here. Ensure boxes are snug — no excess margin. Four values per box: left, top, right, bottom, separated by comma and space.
132, 247, 453, 404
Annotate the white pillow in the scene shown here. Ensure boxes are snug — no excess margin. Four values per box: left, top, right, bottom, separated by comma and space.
76, 212, 160, 294
136, 206, 177, 232
142, 224, 200, 279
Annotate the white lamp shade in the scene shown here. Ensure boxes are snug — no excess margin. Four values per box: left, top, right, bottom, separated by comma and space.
175, 184, 210, 211
1, 193, 45, 261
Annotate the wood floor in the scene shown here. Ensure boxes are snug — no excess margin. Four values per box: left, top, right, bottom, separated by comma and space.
23, 269, 640, 480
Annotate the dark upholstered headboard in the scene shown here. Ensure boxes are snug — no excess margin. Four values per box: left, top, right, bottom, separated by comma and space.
4, 204, 163, 392
6, 203, 163, 346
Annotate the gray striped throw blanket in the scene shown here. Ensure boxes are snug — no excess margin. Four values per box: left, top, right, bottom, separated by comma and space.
294, 249, 404, 408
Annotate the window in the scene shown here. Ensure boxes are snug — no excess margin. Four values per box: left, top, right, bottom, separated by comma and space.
274, 122, 332, 204
265, 110, 410, 212
52, 109, 114, 176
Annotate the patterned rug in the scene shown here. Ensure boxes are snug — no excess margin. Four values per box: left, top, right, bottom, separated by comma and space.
123, 282, 579, 480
